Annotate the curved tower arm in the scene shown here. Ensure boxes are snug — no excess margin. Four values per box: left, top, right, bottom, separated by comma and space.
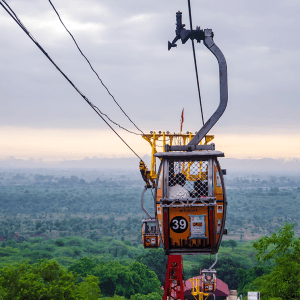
188, 29, 228, 146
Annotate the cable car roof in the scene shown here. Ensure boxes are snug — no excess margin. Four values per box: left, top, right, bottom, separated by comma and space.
154, 150, 224, 160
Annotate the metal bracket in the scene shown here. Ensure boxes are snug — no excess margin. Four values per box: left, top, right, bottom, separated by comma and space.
168, 11, 205, 49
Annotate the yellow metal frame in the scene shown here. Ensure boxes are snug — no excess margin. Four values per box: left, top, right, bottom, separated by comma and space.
142, 132, 214, 184
189, 278, 211, 300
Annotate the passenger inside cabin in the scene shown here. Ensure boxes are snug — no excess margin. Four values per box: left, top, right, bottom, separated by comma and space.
150, 226, 156, 233
169, 173, 189, 198
146, 225, 150, 234
192, 180, 208, 197
202, 180, 208, 196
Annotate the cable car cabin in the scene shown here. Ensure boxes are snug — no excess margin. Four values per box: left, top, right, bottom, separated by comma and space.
154, 150, 227, 255
142, 218, 160, 248
202, 269, 217, 293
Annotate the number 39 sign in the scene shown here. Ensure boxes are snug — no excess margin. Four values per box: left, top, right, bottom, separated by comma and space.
170, 216, 188, 233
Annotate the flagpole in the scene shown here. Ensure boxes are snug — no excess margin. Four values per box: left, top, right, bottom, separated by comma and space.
180, 108, 184, 133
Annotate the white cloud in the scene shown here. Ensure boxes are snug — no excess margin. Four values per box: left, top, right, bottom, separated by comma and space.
0, 0, 299, 158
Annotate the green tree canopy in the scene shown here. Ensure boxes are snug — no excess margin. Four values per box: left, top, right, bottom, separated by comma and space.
92, 261, 160, 298
102, 291, 162, 300
221, 240, 238, 251
252, 223, 300, 300
135, 249, 167, 285
237, 265, 273, 296
0, 260, 101, 300
68, 257, 97, 277
254, 223, 298, 262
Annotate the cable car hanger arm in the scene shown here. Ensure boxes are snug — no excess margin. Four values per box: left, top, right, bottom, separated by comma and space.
167, 11, 228, 151
141, 185, 153, 219
189, 29, 228, 147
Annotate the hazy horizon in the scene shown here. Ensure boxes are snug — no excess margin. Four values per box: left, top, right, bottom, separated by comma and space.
1, 0, 300, 163
1, 155, 300, 175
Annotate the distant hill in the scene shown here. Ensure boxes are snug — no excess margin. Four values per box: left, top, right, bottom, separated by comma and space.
0, 156, 299, 173
0, 156, 145, 170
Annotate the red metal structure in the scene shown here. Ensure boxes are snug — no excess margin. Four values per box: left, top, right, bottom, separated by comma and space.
163, 255, 185, 300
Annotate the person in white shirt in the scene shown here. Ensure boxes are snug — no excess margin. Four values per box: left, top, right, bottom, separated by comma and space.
169, 173, 189, 199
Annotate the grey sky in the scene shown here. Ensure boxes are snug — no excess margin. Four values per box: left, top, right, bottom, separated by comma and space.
0, 0, 299, 136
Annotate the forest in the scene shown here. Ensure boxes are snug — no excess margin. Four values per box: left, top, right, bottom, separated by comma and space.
0, 168, 299, 299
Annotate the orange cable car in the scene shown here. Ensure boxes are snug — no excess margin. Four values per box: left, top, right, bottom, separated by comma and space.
202, 269, 217, 293
140, 5, 228, 258
142, 218, 160, 248
141, 186, 160, 248
154, 150, 227, 255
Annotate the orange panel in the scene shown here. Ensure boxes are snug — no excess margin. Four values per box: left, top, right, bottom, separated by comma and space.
156, 187, 164, 243
168, 206, 210, 249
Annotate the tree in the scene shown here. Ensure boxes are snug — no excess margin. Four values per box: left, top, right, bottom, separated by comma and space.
75, 275, 102, 300
221, 240, 238, 251
92, 261, 135, 298
0, 260, 101, 300
237, 266, 273, 296
129, 262, 161, 295
92, 261, 160, 298
35, 220, 43, 230
135, 249, 167, 285
252, 223, 300, 300
101, 292, 162, 300
130, 292, 162, 300
68, 257, 97, 277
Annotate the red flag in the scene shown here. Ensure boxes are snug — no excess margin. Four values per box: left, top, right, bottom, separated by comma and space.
180, 108, 184, 133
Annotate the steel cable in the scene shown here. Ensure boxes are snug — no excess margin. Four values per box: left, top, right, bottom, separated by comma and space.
48, 0, 144, 135
1, 1, 140, 135
187, 0, 205, 126
0, 0, 143, 160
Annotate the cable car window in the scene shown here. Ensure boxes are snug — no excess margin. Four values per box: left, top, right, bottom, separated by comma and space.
168, 160, 209, 199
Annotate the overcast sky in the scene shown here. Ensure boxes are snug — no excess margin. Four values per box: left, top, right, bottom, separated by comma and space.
0, 0, 299, 161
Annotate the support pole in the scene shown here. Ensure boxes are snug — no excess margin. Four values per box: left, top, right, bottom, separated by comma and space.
163, 255, 185, 300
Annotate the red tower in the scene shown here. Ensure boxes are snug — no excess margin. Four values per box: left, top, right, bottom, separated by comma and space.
163, 255, 185, 300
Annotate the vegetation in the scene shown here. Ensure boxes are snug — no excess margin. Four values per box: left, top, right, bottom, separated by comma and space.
0, 221, 298, 298
235, 223, 300, 300
1, 171, 299, 242
0, 234, 262, 294
0, 258, 162, 299
225, 187, 300, 239
0, 260, 102, 300
253, 223, 300, 300
0, 169, 299, 298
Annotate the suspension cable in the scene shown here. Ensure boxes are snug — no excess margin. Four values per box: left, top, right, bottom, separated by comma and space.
0, 0, 143, 160
1, 0, 141, 136
48, 0, 144, 135
187, 0, 205, 126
